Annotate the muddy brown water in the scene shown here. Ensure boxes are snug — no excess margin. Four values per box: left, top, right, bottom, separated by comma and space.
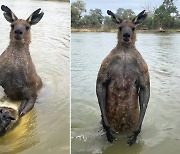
71, 32, 180, 154
0, 0, 70, 154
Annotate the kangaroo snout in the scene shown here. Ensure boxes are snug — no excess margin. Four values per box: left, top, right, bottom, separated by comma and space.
15, 29, 23, 35
123, 33, 130, 42
14, 29, 23, 40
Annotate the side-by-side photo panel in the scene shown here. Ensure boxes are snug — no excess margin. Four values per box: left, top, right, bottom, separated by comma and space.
71, 0, 180, 153
0, 0, 70, 154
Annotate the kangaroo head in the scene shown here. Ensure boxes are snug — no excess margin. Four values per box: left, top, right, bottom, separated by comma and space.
1, 5, 44, 44
107, 10, 147, 44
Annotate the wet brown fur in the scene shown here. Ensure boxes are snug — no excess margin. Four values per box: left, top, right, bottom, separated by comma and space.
97, 19, 149, 133
0, 104, 19, 135
0, 6, 44, 116
0, 19, 42, 100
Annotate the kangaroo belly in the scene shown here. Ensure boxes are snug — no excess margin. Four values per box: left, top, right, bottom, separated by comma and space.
106, 83, 139, 133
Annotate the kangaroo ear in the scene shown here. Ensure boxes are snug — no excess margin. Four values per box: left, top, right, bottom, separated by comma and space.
107, 10, 122, 24
132, 10, 147, 25
26, 8, 44, 25
1, 5, 18, 23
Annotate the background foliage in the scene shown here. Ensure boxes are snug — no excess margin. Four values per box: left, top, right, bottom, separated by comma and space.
71, 0, 180, 30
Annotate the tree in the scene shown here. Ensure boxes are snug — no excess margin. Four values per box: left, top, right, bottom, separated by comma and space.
116, 8, 135, 20
103, 16, 117, 30
154, 0, 178, 29
163, 0, 178, 13
71, 0, 180, 30
89, 9, 103, 24
71, 0, 86, 27
79, 8, 103, 28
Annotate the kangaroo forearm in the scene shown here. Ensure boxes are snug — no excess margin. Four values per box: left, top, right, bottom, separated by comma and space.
96, 83, 110, 128
19, 96, 36, 116
137, 87, 150, 130
96, 84, 106, 116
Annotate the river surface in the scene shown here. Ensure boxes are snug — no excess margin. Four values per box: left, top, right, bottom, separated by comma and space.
71, 32, 180, 154
0, 0, 70, 154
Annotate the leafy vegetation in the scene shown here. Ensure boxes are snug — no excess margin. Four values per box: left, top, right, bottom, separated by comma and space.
71, 0, 180, 30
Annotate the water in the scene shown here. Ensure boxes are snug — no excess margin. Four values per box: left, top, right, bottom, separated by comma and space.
0, 0, 70, 154
71, 32, 180, 154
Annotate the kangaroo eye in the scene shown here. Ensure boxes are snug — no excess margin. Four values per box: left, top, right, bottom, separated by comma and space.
132, 27, 135, 31
26, 26, 30, 30
11, 24, 14, 29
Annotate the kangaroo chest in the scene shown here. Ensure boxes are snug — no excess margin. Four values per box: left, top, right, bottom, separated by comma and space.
0, 51, 36, 99
108, 52, 140, 85
105, 52, 140, 132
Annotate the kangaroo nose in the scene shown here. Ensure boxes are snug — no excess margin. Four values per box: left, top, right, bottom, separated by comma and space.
123, 33, 130, 38
15, 29, 23, 35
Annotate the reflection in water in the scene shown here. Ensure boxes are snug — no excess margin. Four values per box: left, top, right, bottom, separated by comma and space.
72, 32, 180, 153
0, 0, 70, 153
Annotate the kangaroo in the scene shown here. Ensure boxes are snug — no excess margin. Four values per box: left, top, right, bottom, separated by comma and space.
0, 5, 44, 117
96, 10, 150, 145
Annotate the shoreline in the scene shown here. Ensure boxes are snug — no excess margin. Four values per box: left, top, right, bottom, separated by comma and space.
71, 28, 180, 33
41, 0, 69, 2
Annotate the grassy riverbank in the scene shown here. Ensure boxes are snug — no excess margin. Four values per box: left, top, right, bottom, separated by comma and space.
71, 28, 180, 33
39, 0, 69, 2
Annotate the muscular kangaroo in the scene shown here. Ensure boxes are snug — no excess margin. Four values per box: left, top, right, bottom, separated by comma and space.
96, 10, 150, 145
0, 5, 44, 117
